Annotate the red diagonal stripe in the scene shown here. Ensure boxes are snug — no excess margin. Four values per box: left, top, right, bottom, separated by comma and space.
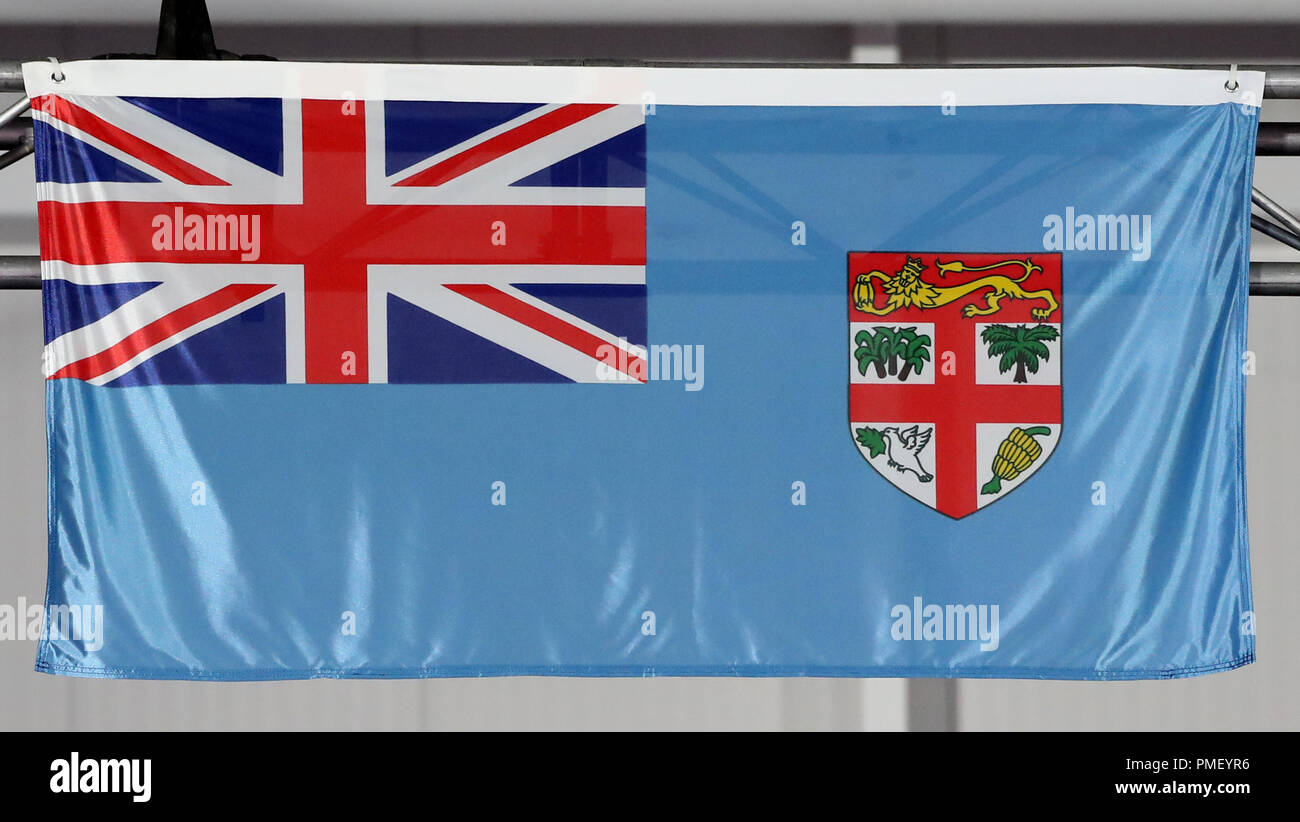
51, 283, 274, 382
445, 284, 647, 381
395, 103, 616, 187
33, 95, 229, 187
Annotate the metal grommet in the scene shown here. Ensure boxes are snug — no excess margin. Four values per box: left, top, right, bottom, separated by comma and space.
1224, 63, 1239, 92
48, 56, 65, 83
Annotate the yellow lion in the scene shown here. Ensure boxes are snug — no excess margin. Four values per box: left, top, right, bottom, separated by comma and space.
852, 256, 1059, 320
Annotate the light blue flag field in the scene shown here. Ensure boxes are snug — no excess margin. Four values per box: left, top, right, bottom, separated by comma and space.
25, 62, 1260, 680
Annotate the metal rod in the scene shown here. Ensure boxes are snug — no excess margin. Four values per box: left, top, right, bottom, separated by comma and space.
0, 60, 1296, 292
3, 256, 1299, 294
0, 140, 32, 171
0, 96, 28, 129
0, 116, 31, 151
1249, 261, 1300, 296
0, 256, 40, 289
1253, 186, 1300, 238
1, 60, 1299, 97
1262, 67, 1300, 99
1252, 215, 1300, 253
1257, 123, 1300, 156
2, 60, 1299, 156
2, 113, 1297, 154
0, 61, 22, 92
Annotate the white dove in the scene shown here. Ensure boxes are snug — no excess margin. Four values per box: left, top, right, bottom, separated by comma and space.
880, 425, 934, 483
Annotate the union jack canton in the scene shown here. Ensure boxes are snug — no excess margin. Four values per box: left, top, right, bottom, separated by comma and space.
33, 94, 648, 385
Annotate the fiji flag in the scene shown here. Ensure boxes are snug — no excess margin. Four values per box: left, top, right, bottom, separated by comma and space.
34, 92, 647, 385
27, 62, 1260, 681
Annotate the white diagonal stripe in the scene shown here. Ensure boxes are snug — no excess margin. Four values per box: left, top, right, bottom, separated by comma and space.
371, 103, 644, 206
369, 276, 634, 384
436, 104, 643, 193
381, 103, 565, 184
43, 263, 304, 382
83, 286, 287, 386
496, 283, 646, 360
72, 95, 278, 187
33, 96, 302, 205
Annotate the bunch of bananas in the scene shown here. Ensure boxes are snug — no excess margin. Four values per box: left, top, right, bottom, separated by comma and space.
980, 426, 1052, 495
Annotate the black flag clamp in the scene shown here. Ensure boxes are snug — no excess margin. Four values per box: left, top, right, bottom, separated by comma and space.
100, 0, 275, 62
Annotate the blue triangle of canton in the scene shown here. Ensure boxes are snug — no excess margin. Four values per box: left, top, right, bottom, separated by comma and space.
33, 121, 158, 183
105, 295, 287, 386
511, 284, 647, 348
43, 280, 161, 343
383, 101, 545, 177
510, 125, 646, 188
122, 96, 285, 175
386, 294, 570, 383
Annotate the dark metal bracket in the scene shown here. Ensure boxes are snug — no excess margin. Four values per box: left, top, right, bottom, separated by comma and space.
96, 0, 274, 63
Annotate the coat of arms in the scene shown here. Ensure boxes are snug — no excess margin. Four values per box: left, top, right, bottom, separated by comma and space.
848, 252, 1063, 519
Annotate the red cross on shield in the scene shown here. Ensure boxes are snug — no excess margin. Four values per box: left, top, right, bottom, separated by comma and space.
847, 251, 1063, 519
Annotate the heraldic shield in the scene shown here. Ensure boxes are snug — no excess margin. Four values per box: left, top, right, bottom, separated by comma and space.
848, 252, 1063, 519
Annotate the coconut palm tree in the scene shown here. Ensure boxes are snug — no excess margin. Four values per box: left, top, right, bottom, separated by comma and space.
854, 329, 888, 378
897, 328, 932, 380
855, 327, 932, 381
980, 324, 1059, 383
874, 327, 901, 376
